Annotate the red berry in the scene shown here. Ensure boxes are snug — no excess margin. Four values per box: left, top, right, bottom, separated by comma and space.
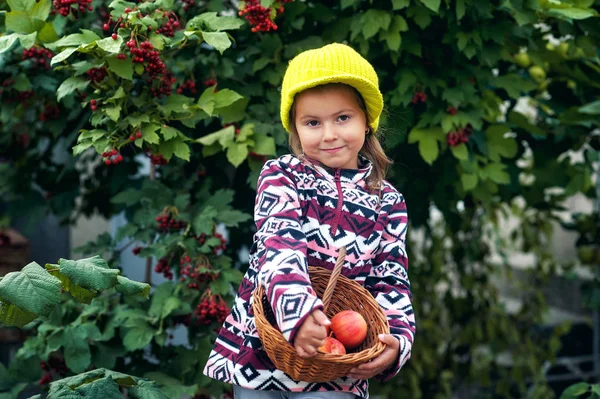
103, 23, 110, 31
112, 33, 118, 40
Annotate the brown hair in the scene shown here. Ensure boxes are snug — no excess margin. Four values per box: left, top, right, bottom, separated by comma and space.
288, 83, 392, 193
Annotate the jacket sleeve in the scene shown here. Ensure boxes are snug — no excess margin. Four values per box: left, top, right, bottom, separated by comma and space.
253, 159, 324, 344
364, 192, 415, 382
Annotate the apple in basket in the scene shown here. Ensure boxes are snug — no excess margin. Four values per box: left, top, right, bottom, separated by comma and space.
330, 310, 368, 350
318, 336, 346, 355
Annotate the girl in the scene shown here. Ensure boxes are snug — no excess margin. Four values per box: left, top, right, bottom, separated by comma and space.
203, 43, 416, 399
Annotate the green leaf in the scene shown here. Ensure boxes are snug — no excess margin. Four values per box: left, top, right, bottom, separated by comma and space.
7, 0, 30, 12
252, 134, 276, 155
560, 382, 590, 398
392, 0, 410, 9
508, 111, 546, 136
580, 100, 600, 114
63, 326, 91, 373
192, 206, 218, 236
128, 380, 169, 399
546, 8, 596, 20
226, 143, 249, 167
5, 11, 44, 34
418, 137, 439, 165
104, 105, 121, 122
18, 32, 36, 49
75, 376, 123, 398
106, 56, 133, 80
160, 126, 180, 140
456, 0, 465, 20
450, 143, 469, 160
196, 125, 235, 146
483, 163, 510, 184
51, 47, 78, 65
186, 12, 244, 31
494, 73, 538, 99
485, 124, 518, 161
38, 21, 58, 43
30, 0, 51, 20
173, 141, 190, 161
0, 301, 37, 327
50, 30, 100, 49
461, 173, 479, 191
122, 324, 155, 351
0, 33, 20, 53
0, 262, 61, 317
58, 256, 119, 291
115, 276, 150, 299
111, 188, 142, 205
217, 209, 251, 227
213, 89, 244, 109
419, 0, 440, 12
201, 31, 231, 54
46, 265, 97, 304
96, 35, 123, 53
361, 9, 391, 40
56, 76, 89, 102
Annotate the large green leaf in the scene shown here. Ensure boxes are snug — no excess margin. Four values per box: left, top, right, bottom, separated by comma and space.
63, 326, 92, 373
58, 256, 119, 292
128, 380, 169, 399
0, 33, 20, 53
56, 76, 89, 102
115, 276, 151, 299
46, 264, 97, 304
580, 100, 600, 114
122, 324, 155, 351
0, 262, 61, 317
186, 12, 244, 31
5, 11, 45, 34
0, 301, 37, 327
75, 376, 123, 398
201, 31, 231, 54
96, 35, 123, 53
419, 0, 441, 12
106, 56, 133, 80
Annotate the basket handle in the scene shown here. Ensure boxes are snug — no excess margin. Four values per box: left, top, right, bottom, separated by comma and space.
321, 246, 346, 313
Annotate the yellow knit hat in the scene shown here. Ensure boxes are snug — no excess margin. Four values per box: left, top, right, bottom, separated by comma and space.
280, 43, 383, 134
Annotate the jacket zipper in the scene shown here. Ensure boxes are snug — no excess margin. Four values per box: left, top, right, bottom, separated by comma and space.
330, 169, 344, 236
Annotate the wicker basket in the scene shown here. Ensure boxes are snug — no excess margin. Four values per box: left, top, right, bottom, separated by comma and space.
252, 247, 390, 382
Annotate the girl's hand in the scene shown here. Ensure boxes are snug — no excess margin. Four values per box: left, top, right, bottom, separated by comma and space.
347, 334, 400, 380
293, 309, 330, 358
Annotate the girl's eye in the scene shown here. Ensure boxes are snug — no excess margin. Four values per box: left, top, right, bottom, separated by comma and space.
337, 115, 350, 122
306, 120, 319, 127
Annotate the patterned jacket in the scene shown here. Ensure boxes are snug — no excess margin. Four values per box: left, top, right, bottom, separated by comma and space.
203, 154, 415, 398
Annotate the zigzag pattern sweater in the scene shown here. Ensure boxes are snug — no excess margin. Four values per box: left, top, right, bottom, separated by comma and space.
203, 154, 415, 398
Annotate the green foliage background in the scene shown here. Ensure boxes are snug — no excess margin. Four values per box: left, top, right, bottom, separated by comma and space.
1, 0, 600, 398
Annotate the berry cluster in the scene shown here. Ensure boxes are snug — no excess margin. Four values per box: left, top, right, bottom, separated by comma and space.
90, 99, 98, 111
239, 0, 292, 32
150, 153, 169, 165
447, 106, 457, 115
4, 90, 34, 103
203, 78, 217, 87
181, 0, 195, 11
40, 104, 61, 121
150, 73, 177, 98
156, 213, 187, 232
184, 294, 229, 327
39, 358, 68, 386
156, 13, 181, 37
411, 91, 427, 104
177, 79, 198, 95
179, 254, 220, 289
22, 47, 53, 70
446, 124, 473, 147
87, 67, 108, 83
129, 131, 143, 141
132, 246, 143, 255
198, 232, 228, 255
102, 149, 124, 165
52, 0, 93, 17
155, 257, 174, 280
128, 41, 166, 78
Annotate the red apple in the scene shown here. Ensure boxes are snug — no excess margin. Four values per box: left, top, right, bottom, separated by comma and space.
318, 337, 346, 355
330, 310, 367, 349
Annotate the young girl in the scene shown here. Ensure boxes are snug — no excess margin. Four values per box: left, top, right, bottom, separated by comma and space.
203, 43, 415, 399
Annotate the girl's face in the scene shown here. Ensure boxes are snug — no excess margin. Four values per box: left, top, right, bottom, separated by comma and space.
293, 85, 368, 170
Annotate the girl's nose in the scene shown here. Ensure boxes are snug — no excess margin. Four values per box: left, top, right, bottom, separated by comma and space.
322, 123, 338, 141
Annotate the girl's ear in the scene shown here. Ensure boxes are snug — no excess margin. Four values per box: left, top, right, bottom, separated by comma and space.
365, 127, 371, 135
